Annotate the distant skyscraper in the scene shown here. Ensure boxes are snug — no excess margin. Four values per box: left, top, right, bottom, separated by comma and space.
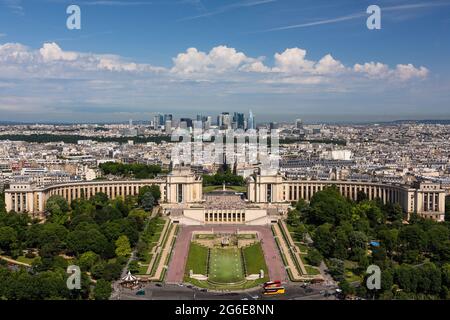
129, 118, 133, 128
159, 114, 164, 126
164, 114, 173, 124
233, 112, 245, 129
218, 112, 231, 129
164, 120, 172, 133
248, 110, 255, 130
153, 115, 159, 129
295, 118, 303, 129
180, 118, 193, 129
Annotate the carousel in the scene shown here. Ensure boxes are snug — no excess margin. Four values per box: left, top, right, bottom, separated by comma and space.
120, 271, 139, 289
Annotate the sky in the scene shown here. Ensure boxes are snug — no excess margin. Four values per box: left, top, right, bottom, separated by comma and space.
0, 0, 449, 123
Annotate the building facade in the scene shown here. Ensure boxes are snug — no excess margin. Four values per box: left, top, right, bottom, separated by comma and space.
4, 168, 446, 223
247, 171, 446, 222
5, 167, 202, 215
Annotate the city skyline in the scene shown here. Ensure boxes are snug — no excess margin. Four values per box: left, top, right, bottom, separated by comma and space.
1, 0, 450, 122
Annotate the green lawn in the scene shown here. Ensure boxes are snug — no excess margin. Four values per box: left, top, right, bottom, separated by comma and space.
344, 260, 363, 283
185, 243, 209, 275
16, 255, 37, 265
208, 248, 244, 284
195, 234, 216, 240
237, 234, 256, 240
305, 265, 320, 275
242, 243, 268, 275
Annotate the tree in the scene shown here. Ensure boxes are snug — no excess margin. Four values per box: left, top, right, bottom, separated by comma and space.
71, 198, 95, 217
45, 195, 70, 225
148, 185, 161, 203
115, 235, 132, 258
417, 262, 441, 294
445, 196, 450, 222
295, 198, 309, 212
91, 261, 122, 281
286, 209, 300, 227
398, 225, 427, 253
128, 208, 148, 225
328, 258, 345, 281
140, 192, 155, 211
339, 279, 354, 297
94, 279, 112, 300
395, 264, 418, 293
305, 248, 323, 266
312, 223, 334, 257
90, 192, 109, 210
378, 228, 399, 255
307, 187, 352, 225
78, 251, 100, 272
128, 260, 140, 274
356, 191, 368, 203
0, 226, 17, 253
32, 223, 68, 255
0, 193, 6, 214
66, 223, 112, 258
138, 186, 158, 211
386, 203, 404, 222
427, 225, 449, 255
442, 263, 450, 288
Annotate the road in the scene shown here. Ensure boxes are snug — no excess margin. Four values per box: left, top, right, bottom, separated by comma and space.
115, 282, 338, 301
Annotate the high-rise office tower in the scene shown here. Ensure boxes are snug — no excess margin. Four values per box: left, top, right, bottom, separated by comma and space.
248, 110, 255, 130
164, 120, 172, 133
164, 114, 173, 124
233, 112, 245, 129
153, 115, 159, 129
180, 118, 193, 129
295, 118, 303, 129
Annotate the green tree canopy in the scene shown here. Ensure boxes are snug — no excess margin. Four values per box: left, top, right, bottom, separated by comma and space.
93, 279, 112, 300
115, 235, 131, 258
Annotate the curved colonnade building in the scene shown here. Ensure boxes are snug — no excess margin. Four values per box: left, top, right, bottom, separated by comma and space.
247, 171, 446, 222
4, 168, 446, 223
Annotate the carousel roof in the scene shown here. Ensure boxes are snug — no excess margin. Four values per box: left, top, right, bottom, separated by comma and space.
122, 270, 137, 282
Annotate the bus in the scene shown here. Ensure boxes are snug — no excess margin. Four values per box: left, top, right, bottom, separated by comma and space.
263, 281, 282, 288
263, 287, 285, 295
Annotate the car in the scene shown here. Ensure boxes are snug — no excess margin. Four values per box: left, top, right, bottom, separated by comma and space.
305, 288, 313, 293
135, 289, 145, 296
155, 283, 162, 287
200, 289, 207, 292
187, 285, 193, 289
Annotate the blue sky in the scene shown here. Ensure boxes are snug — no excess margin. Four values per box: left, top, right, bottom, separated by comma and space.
0, 0, 449, 123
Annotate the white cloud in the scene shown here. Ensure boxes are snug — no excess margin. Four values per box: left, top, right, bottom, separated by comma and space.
0, 41, 429, 89
394, 64, 429, 81
239, 61, 271, 73
39, 42, 78, 62
273, 48, 314, 73
314, 54, 345, 75
353, 62, 390, 78
171, 45, 256, 75
354, 61, 428, 81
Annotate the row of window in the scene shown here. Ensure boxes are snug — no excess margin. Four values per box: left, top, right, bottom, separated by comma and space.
283, 184, 402, 203
423, 193, 440, 212
48, 184, 165, 200
204, 212, 246, 223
